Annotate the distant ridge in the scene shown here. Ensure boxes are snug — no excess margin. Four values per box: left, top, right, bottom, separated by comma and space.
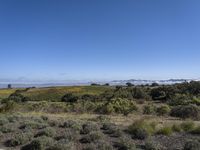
0, 79, 199, 89
110, 79, 196, 85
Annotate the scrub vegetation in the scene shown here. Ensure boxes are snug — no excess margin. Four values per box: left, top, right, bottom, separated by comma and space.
1, 81, 200, 149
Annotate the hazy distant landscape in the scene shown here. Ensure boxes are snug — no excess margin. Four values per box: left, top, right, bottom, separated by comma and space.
0, 79, 196, 89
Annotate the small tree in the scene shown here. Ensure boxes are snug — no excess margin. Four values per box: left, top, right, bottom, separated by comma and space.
126, 82, 134, 87
62, 93, 78, 103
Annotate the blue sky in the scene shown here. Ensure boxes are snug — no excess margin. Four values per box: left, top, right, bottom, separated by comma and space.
0, 0, 200, 82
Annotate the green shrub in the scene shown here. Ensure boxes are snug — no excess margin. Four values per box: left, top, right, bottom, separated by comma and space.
145, 140, 164, 150
84, 141, 114, 150
61, 93, 78, 103
41, 116, 49, 121
180, 121, 195, 132
170, 105, 200, 120
114, 136, 136, 150
143, 104, 156, 115
94, 115, 110, 122
61, 120, 81, 131
21, 136, 55, 150
157, 127, 173, 136
56, 129, 79, 141
0, 124, 15, 133
35, 127, 56, 137
156, 105, 170, 116
47, 142, 75, 150
128, 120, 156, 140
169, 94, 191, 106
190, 126, 200, 134
184, 140, 200, 150
0, 101, 16, 112
80, 122, 99, 134
20, 121, 48, 129
80, 131, 104, 143
172, 124, 182, 132
101, 123, 122, 137
102, 98, 137, 115
0, 117, 9, 126
6, 132, 33, 147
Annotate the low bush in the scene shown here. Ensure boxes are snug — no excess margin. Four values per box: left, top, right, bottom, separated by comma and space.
156, 127, 173, 136
35, 127, 56, 137
114, 136, 136, 150
0, 124, 15, 133
172, 124, 182, 132
128, 120, 156, 140
156, 105, 170, 116
190, 126, 200, 134
180, 121, 195, 132
61, 93, 78, 103
21, 136, 55, 150
143, 104, 156, 115
0, 117, 9, 126
84, 141, 114, 150
6, 132, 33, 147
184, 140, 200, 150
56, 129, 79, 141
101, 123, 122, 137
145, 140, 164, 150
20, 121, 48, 130
80, 122, 99, 134
47, 142, 76, 150
170, 105, 200, 120
80, 131, 104, 143
61, 120, 81, 131
168, 94, 191, 106
101, 98, 137, 115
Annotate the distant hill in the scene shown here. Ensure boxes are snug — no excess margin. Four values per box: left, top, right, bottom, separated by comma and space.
0, 78, 199, 89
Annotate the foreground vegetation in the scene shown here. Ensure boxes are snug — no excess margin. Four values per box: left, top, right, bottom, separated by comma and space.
1, 81, 200, 149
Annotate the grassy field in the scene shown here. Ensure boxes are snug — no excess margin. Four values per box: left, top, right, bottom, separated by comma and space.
0, 86, 112, 101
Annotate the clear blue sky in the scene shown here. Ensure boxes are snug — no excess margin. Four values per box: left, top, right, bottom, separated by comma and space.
0, 0, 200, 82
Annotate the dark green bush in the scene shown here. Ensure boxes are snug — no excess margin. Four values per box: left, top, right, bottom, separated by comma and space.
143, 104, 156, 115
114, 136, 136, 150
35, 127, 56, 137
80, 122, 99, 134
47, 141, 75, 150
156, 105, 170, 116
101, 98, 137, 115
20, 121, 48, 130
180, 121, 195, 132
84, 141, 114, 150
172, 124, 182, 132
190, 126, 200, 134
156, 127, 173, 136
0, 117, 9, 126
21, 136, 55, 150
0, 124, 15, 133
6, 132, 33, 147
101, 123, 122, 137
168, 94, 191, 106
61, 120, 81, 131
184, 140, 200, 150
145, 140, 164, 150
128, 120, 156, 140
80, 131, 104, 143
170, 105, 200, 120
56, 129, 79, 141
61, 93, 78, 103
